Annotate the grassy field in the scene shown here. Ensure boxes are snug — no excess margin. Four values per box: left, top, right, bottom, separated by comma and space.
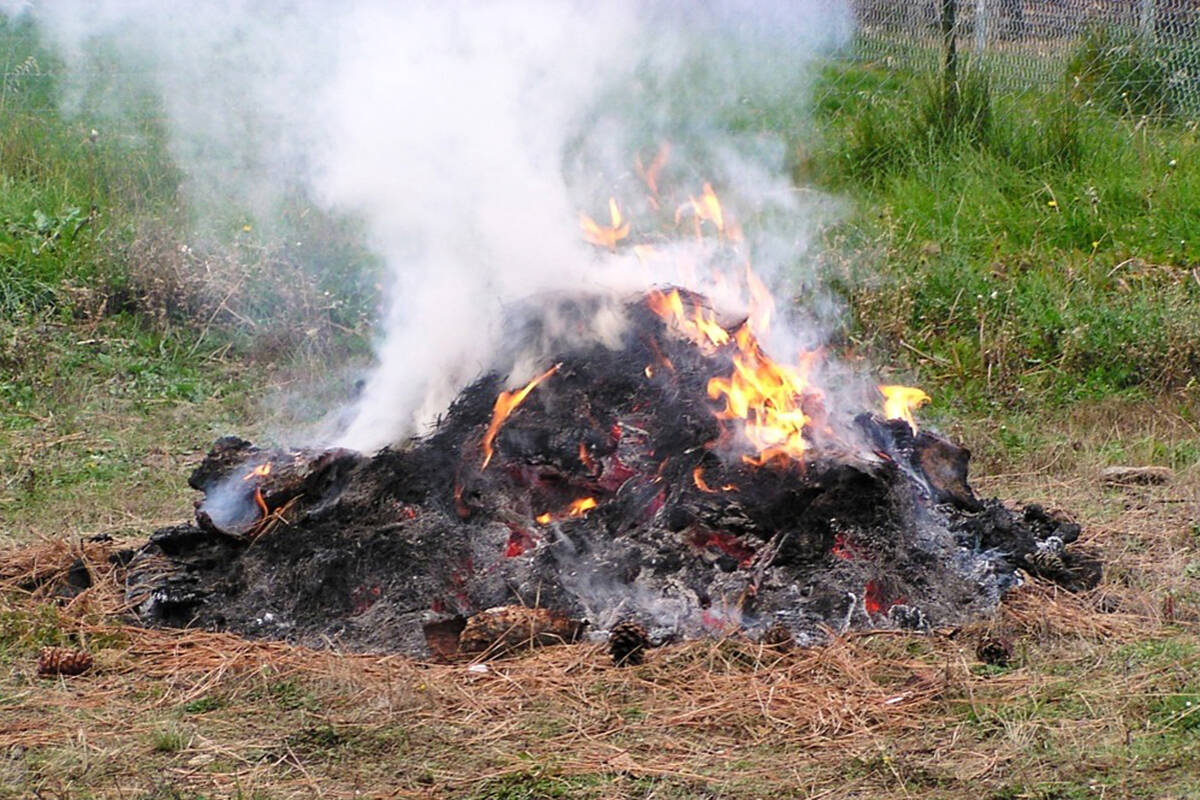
2, 16, 1199, 800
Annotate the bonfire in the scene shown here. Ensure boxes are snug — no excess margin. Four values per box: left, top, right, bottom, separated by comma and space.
122, 176, 1099, 660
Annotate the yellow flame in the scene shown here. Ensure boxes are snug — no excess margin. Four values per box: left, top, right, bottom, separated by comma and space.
567, 497, 597, 516
535, 512, 552, 525
677, 183, 725, 236
580, 196, 630, 250
646, 276, 824, 466
647, 289, 730, 353
694, 183, 724, 232
879, 385, 931, 430
481, 363, 561, 468
243, 463, 271, 481
635, 142, 670, 197
707, 338, 818, 466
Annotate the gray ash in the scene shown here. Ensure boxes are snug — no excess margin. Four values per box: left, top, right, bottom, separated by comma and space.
122, 290, 1099, 658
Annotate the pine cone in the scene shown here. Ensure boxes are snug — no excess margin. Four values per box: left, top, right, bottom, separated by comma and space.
975, 636, 1013, 668
1024, 536, 1066, 576
37, 647, 93, 677
759, 622, 794, 651
608, 620, 648, 666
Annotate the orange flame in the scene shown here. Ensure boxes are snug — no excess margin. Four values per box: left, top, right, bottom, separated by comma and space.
253, 487, 268, 518
481, 363, 561, 469
243, 463, 271, 481
580, 197, 630, 251
567, 497, 597, 517
744, 263, 774, 335
635, 142, 670, 197
693, 466, 717, 493
578, 442, 598, 473
535, 512, 552, 525
676, 182, 725, 236
879, 385, 930, 431
694, 183, 724, 232
647, 289, 730, 353
708, 335, 819, 466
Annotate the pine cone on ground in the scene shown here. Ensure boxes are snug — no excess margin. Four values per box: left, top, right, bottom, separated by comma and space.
37, 647, 93, 677
975, 636, 1013, 668
1024, 536, 1066, 576
759, 622, 794, 651
608, 620, 649, 666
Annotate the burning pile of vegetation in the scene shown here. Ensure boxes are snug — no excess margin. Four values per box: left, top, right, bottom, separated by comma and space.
120, 177, 1097, 659
123, 280, 1099, 658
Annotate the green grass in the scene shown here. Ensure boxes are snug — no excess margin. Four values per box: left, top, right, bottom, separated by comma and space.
807, 58, 1200, 413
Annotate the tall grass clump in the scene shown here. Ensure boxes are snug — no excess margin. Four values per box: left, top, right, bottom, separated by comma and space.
1066, 26, 1185, 118
809, 57, 1200, 411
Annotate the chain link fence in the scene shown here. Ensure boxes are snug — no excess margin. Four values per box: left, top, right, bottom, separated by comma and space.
850, 0, 1200, 115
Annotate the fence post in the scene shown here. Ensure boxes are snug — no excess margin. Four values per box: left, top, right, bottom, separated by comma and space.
1139, 0, 1156, 42
942, 0, 959, 122
974, 0, 987, 54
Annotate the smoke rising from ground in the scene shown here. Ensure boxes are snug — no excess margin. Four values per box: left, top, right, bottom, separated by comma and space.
6, 0, 854, 452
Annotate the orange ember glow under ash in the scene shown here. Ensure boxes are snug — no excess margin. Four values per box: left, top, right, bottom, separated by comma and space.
481, 363, 561, 469
879, 385, 931, 431
580, 197, 630, 251
534, 496, 597, 525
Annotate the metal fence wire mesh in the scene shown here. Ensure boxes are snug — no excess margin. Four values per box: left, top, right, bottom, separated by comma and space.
850, 0, 1200, 116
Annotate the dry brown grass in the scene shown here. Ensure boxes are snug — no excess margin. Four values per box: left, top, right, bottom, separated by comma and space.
1, 446, 1198, 799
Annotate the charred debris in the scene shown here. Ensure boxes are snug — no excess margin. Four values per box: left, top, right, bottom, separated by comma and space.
123, 291, 1099, 660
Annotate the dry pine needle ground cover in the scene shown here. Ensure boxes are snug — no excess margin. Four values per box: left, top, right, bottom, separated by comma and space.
0, 444, 1198, 799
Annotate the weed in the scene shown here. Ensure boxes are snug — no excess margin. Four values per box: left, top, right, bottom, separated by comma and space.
182, 696, 222, 714
285, 723, 349, 756
149, 723, 187, 753
1151, 691, 1200, 733
465, 772, 602, 800
263, 678, 317, 712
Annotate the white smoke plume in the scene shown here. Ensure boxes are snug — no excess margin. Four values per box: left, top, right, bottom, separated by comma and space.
5, 0, 855, 452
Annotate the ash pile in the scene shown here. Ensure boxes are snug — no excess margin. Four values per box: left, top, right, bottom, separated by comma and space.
125, 290, 1099, 659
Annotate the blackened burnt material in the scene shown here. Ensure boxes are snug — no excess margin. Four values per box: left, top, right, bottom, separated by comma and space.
125, 292, 1099, 658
